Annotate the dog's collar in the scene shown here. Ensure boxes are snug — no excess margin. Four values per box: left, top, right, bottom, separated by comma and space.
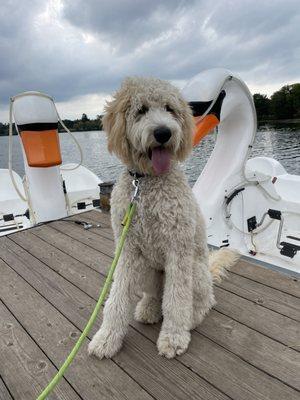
128, 170, 146, 179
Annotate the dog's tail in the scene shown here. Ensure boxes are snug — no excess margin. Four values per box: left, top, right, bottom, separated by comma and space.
209, 248, 240, 283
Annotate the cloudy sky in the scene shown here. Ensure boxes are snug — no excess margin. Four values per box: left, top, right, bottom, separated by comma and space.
0, 0, 299, 121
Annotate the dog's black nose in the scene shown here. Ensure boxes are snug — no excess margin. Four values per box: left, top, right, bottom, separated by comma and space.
153, 126, 172, 144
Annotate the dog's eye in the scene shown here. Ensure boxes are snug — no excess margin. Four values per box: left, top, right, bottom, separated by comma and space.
137, 105, 149, 115
166, 105, 174, 113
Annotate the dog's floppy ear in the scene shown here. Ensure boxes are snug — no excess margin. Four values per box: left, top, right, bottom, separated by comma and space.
176, 98, 194, 161
102, 91, 131, 164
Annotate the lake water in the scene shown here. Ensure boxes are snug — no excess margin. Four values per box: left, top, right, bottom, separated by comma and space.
0, 123, 299, 185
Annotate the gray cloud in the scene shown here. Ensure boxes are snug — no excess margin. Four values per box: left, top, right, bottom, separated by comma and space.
63, 0, 197, 51
0, 0, 299, 112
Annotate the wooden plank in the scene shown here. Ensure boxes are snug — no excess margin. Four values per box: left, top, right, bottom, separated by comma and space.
67, 214, 114, 241
213, 286, 300, 346
49, 219, 115, 257
196, 309, 300, 391
231, 259, 300, 298
132, 321, 300, 400
117, 329, 230, 400
77, 210, 113, 229
0, 236, 103, 302
0, 260, 153, 400
85, 210, 112, 226
31, 224, 111, 275
0, 237, 98, 331
218, 272, 300, 321
181, 331, 300, 400
6, 230, 300, 400
0, 299, 82, 400
1, 238, 230, 400
8, 230, 109, 283
0, 377, 13, 400
65, 210, 112, 228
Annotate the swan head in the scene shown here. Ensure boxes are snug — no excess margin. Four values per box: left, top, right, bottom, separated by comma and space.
182, 68, 254, 146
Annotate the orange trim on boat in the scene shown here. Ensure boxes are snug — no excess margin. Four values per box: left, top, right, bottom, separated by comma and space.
20, 130, 62, 167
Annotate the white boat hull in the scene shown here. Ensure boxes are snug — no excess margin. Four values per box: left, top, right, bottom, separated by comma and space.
204, 157, 300, 274
0, 164, 102, 236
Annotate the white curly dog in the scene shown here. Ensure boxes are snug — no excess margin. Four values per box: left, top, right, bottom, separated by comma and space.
89, 77, 239, 359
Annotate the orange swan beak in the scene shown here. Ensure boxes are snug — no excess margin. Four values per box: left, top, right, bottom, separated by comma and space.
193, 114, 220, 147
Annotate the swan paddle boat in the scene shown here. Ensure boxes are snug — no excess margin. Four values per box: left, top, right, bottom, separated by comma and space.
0, 92, 102, 236
182, 68, 300, 274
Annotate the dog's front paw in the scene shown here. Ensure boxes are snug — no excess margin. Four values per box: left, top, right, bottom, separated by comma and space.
134, 296, 162, 324
88, 328, 123, 359
157, 330, 191, 358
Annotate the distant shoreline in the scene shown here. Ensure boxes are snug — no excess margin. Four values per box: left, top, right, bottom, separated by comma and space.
0, 127, 103, 137
258, 118, 300, 124
1, 119, 300, 137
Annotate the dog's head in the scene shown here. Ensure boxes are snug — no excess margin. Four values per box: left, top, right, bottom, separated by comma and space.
103, 77, 194, 175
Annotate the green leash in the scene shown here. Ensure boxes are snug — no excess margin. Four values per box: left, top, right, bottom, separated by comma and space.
37, 200, 137, 400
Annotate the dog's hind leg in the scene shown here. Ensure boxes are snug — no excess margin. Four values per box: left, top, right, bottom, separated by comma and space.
134, 270, 163, 324
157, 250, 193, 358
88, 248, 147, 359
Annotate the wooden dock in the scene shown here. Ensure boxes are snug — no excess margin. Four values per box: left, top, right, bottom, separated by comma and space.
0, 209, 299, 400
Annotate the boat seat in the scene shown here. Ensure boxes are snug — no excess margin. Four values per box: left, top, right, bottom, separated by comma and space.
245, 157, 287, 182
245, 157, 300, 203
274, 174, 300, 203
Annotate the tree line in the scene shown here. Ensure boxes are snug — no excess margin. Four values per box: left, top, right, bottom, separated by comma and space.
59, 113, 103, 132
1, 83, 300, 135
253, 83, 300, 120
0, 113, 103, 136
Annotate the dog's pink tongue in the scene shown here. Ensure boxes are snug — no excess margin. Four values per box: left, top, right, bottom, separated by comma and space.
151, 147, 171, 175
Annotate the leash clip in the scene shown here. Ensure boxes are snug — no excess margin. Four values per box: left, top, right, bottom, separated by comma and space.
121, 178, 139, 226
131, 178, 140, 202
